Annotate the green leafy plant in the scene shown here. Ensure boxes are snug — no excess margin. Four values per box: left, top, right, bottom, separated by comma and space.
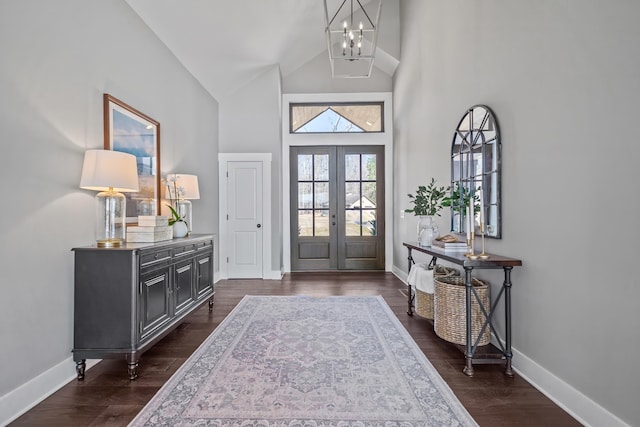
167, 204, 187, 227
442, 182, 480, 214
405, 178, 449, 217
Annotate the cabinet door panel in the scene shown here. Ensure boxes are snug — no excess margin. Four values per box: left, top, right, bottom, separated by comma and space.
140, 268, 171, 341
174, 260, 195, 315
196, 252, 213, 297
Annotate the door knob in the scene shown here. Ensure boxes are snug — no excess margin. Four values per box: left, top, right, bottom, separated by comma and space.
257, 224, 262, 228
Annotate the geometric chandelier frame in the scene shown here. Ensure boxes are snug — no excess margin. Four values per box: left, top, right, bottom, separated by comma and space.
323, 0, 382, 78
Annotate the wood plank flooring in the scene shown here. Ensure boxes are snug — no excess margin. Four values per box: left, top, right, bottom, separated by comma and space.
10, 272, 582, 426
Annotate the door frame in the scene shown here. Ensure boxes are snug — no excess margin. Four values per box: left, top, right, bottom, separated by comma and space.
218, 153, 274, 280
282, 92, 394, 273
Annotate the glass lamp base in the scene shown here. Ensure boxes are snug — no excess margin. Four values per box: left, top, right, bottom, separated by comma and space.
97, 238, 124, 248
96, 190, 126, 246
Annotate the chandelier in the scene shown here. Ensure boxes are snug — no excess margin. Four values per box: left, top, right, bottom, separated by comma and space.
324, 0, 382, 78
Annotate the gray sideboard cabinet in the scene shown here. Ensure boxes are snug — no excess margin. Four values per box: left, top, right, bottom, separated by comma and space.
72, 234, 215, 380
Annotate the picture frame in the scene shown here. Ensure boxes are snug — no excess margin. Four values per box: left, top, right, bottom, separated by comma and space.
103, 93, 161, 223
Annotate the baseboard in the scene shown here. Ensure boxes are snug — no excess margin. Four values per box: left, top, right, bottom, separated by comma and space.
391, 265, 628, 427
511, 347, 629, 427
264, 269, 284, 280
0, 357, 100, 426
392, 265, 408, 283
214, 270, 282, 281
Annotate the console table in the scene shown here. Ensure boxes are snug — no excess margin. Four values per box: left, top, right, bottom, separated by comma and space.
403, 242, 522, 377
72, 234, 215, 380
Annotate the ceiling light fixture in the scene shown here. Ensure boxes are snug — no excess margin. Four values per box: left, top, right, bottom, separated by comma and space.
324, 0, 381, 78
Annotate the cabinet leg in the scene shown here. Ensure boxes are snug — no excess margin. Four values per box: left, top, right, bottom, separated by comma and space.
463, 267, 474, 377
463, 356, 474, 377
127, 360, 139, 380
75, 359, 86, 380
406, 247, 414, 315
208, 296, 214, 313
503, 266, 514, 377
505, 358, 514, 377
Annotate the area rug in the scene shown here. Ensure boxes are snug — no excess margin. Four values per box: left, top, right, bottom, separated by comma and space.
129, 295, 477, 426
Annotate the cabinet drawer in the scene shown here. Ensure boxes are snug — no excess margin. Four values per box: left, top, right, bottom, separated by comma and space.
196, 239, 213, 251
140, 249, 172, 268
173, 243, 196, 257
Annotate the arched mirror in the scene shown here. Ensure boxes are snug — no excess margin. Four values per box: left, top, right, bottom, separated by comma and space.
448, 105, 501, 238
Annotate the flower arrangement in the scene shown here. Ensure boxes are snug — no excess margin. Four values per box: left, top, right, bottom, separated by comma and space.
166, 204, 186, 226
405, 178, 449, 217
164, 175, 187, 227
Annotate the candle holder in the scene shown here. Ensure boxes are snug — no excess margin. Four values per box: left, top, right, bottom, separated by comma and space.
465, 233, 478, 259
479, 222, 490, 260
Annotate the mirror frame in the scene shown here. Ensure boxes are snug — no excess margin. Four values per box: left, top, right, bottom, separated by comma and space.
104, 94, 161, 223
449, 104, 502, 239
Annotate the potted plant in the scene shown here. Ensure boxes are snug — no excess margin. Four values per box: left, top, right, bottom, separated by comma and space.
405, 178, 449, 247
405, 178, 449, 217
167, 204, 188, 238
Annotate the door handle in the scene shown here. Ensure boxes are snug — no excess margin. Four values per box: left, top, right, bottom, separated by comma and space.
257, 224, 262, 228
332, 222, 336, 226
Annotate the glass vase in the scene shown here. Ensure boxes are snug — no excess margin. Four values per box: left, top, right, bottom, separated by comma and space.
417, 216, 437, 247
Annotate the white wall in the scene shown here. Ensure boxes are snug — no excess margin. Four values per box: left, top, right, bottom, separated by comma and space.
393, 1, 639, 426
283, 50, 393, 94
0, 1, 219, 423
219, 66, 283, 274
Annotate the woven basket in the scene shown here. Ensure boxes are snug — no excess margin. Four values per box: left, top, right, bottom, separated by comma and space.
434, 276, 491, 346
433, 264, 460, 278
415, 264, 459, 319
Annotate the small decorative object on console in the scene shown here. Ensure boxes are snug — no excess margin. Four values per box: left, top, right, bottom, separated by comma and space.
126, 225, 173, 243
137, 215, 169, 227
432, 234, 468, 251
126, 216, 172, 242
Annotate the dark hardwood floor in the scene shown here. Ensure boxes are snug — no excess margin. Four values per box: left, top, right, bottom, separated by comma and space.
10, 272, 581, 426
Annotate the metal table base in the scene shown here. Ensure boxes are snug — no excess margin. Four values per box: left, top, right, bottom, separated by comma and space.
404, 242, 522, 377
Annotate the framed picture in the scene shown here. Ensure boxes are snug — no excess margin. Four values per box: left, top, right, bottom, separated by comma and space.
103, 94, 161, 223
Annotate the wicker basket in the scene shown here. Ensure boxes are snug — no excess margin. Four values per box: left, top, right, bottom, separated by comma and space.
433, 264, 460, 278
415, 264, 460, 319
434, 276, 491, 346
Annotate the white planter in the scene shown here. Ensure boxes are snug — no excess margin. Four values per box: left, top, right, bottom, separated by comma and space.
173, 221, 188, 238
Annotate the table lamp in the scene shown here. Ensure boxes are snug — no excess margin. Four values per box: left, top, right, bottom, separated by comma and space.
80, 149, 139, 247
166, 173, 200, 233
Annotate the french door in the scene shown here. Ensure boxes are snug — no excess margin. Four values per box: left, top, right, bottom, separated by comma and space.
290, 145, 384, 271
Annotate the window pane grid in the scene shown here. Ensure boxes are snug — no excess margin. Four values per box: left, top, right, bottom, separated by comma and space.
344, 153, 377, 237
298, 154, 331, 237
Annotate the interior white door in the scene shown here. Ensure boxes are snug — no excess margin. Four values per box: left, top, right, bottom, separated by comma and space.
227, 161, 263, 278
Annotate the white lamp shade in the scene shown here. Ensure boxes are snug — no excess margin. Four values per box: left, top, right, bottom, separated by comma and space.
166, 173, 200, 200
80, 149, 139, 192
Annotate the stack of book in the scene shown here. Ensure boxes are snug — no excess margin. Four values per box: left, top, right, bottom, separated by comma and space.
126, 216, 172, 243
431, 235, 468, 251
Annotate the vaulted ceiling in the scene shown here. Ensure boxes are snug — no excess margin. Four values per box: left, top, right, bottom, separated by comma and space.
125, 0, 400, 101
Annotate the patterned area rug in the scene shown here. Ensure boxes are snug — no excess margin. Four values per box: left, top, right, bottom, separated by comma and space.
129, 296, 477, 426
